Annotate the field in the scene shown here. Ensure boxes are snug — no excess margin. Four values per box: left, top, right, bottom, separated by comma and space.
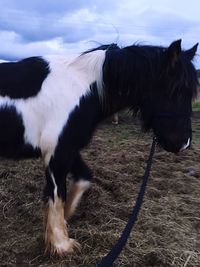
0, 112, 200, 267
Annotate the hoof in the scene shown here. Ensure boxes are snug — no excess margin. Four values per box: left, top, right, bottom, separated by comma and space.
46, 238, 81, 256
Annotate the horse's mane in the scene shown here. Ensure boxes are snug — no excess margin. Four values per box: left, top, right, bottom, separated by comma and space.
73, 43, 198, 117
82, 43, 119, 54
103, 44, 198, 102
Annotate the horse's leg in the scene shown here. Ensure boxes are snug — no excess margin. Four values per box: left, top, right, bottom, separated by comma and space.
112, 113, 119, 124
43, 148, 80, 255
65, 153, 92, 220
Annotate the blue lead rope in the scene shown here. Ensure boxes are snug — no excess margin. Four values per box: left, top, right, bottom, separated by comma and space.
96, 137, 157, 267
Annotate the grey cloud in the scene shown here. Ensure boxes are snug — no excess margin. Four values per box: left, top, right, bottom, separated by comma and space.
0, 0, 117, 43
138, 8, 199, 40
0, 0, 117, 17
0, 1, 199, 68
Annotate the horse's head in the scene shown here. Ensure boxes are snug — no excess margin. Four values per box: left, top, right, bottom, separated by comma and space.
141, 40, 198, 153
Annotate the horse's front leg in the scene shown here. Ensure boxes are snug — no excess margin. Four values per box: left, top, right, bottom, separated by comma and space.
43, 155, 81, 255
65, 153, 92, 220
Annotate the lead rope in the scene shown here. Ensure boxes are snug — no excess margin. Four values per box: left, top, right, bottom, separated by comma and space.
96, 137, 157, 267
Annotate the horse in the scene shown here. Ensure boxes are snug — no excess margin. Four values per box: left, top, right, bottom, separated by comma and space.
0, 40, 198, 256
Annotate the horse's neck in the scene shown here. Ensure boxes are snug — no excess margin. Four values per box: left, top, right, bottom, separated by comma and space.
103, 78, 135, 115
100, 89, 131, 120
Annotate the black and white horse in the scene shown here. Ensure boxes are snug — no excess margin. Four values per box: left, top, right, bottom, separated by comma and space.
0, 40, 198, 255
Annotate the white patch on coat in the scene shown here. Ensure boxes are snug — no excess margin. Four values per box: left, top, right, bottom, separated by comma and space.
65, 180, 91, 220
180, 138, 191, 151
49, 169, 58, 196
69, 180, 90, 209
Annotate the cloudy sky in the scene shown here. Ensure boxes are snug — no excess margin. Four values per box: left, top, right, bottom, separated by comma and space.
0, 0, 200, 68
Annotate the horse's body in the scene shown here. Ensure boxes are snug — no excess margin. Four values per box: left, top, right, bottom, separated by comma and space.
0, 53, 105, 160
0, 40, 198, 255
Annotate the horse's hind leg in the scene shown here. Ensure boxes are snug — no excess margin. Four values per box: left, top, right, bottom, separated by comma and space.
43, 151, 81, 255
65, 153, 92, 220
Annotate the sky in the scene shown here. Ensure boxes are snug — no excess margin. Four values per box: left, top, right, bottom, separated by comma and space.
0, 0, 200, 68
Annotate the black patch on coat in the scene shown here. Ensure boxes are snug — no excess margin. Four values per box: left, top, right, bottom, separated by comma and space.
0, 57, 49, 99
0, 105, 41, 158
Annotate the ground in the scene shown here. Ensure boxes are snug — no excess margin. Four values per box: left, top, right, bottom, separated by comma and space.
0, 113, 200, 267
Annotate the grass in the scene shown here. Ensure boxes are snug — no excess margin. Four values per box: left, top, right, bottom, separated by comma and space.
192, 101, 200, 143
192, 101, 200, 112
192, 118, 200, 143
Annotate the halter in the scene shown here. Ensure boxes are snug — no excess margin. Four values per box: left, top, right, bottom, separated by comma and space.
96, 137, 157, 267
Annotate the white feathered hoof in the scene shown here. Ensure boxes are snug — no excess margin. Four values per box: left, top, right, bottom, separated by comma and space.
46, 236, 81, 256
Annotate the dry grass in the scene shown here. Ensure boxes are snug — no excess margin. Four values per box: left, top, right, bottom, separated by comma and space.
0, 114, 200, 267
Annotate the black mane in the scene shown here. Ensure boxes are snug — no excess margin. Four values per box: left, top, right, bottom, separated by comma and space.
82, 43, 119, 54
102, 43, 198, 122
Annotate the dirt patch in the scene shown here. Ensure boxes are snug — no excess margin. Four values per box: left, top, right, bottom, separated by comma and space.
0, 114, 200, 267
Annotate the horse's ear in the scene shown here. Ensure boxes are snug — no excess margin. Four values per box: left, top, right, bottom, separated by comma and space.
167, 39, 182, 68
184, 43, 199, 61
